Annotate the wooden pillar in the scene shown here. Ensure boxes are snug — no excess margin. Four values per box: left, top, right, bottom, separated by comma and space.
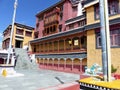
47, 58, 49, 68
64, 39, 66, 51
58, 58, 60, 69
39, 43, 40, 53
43, 58, 44, 68
43, 43, 45, 52
72, 58, 74, 71
47, 43, 48, 52
48, 42, 50, 52
58, 40, 60, 52
70, 38, 73, 51
52, 42, 54, 52
52, 59, 54, 68
64, 59, 66, 69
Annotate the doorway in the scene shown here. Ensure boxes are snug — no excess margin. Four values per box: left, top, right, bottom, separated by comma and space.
15, 40, 23, 48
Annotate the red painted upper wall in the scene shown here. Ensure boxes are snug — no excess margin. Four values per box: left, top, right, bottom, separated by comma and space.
35, 0, 80, 38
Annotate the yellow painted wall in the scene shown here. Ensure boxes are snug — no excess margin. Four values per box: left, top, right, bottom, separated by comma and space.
11, 24, 34, 48
87, 30, 120, 73
23, 29, 34, 47
86, 5, 120, 25
86, 1, 120, 73
86, 6, 99, 25
12, 25, 16, 47
87, 30, 102, 68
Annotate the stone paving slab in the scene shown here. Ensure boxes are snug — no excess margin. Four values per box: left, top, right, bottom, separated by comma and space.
0, 69, 79, 90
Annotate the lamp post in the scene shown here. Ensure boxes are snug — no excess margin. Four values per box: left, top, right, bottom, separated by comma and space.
99, 0, 111, 81
6, 0, 18, 64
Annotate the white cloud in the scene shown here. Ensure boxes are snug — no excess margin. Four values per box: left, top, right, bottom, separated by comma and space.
0, 33, 3, 38
0, 42, 2, 49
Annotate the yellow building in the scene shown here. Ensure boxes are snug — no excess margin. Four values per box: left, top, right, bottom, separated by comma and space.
85, 0, 120, 73
2, 23, 34, 49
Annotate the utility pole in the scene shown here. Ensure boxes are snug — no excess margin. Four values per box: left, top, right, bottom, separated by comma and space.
6, 0, 18, 64
99, 0, 111, 81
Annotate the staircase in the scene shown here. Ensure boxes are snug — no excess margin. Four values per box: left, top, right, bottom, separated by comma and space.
14, 48, 38, 70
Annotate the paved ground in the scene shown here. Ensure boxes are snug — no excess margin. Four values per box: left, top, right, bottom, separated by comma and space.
0, 69, 79, 90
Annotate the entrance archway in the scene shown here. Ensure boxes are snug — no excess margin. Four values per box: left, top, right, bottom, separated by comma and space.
73, 58, 80, 73
59, 59, 64, 70
66, 58, 72, 72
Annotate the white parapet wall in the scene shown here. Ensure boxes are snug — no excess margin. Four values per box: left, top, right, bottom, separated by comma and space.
0, 65, 24, 77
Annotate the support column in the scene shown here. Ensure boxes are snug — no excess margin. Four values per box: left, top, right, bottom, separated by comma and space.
4, 58, 6, 64
52, 42, 54, 52
43, 43, 45, 53
71, 39, 73, 51
80, 58, 83, 74
64, 58, 66, 70
71, 58, 74, 71
47, 58, 49, 68
64, 40, 66, 51
43, 58, 45, 68
52, 58, 54, 69
58, 40, 60, 52
47, 43, 49, 52
58, 58, 60, 70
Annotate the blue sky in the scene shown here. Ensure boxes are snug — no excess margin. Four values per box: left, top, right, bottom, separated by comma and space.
0, 0, 60, 48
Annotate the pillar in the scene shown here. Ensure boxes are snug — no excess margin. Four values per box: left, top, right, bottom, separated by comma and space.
79, 58, 83, 73
58, 58, 60, 70
43, 58, 45, 68
64, 58, 66, 70
64, 40, 66, 51
58, 41, 59, 52
47, 58, 49, 68
52, 58, 54, 68
71, 58, 74, 71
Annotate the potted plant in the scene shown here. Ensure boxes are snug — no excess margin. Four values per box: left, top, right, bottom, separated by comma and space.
111, 64, 117, 78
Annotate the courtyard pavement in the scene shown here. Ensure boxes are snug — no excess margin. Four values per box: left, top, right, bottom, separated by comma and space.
0, 69, 79, 90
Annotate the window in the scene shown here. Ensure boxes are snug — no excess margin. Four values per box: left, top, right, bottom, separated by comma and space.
59, 25, 62, 32
78, 20, 86, 27
53, 25, 56, 32
50, 26, 52, 33
60, 5, 63, 12
72, 6, 77, 12
38, 16, 43, 22
47, 27, 49, 34
94, 4, 100, 19
26, 31, 32, 37
16, 29, 23, 35
94, 0, 119, 19
36, 23, 39, 29
96, 29, 120, 48
60, 13, 63, 21
96, 33, 102, 47
108, 0, 119, 15
69, 24, 74, 29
